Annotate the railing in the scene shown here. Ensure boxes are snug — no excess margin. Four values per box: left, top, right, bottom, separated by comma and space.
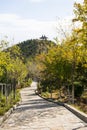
0, 83, 16, 105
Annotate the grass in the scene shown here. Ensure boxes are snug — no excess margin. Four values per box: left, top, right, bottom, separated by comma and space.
71, 103, 87, 114
0, 89, 20, 115
0, 80, 32, 116
40, 89, 87, 114
75, 91, 87, 114
41, 91, 50, 98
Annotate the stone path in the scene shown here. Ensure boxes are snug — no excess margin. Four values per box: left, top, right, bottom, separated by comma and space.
0, 81, 87, 130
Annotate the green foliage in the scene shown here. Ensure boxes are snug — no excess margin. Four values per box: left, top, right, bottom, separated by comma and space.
21, 78, 32, 88
9, 57, 28, 83
0, 0, 86, 109
41, 91, 50, 98
38, 0, 87, 104
0, 90, 20, 115
81, 91, 87, 99
73, 0, 87, 47
74, 82, 84, 97
17, 39, 55, 59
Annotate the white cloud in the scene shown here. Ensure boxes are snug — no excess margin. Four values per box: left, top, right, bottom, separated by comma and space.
0, 14, 19, 22
0, 14, 73, 44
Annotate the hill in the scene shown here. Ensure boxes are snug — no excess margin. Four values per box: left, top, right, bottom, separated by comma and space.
17, 39, 55, 59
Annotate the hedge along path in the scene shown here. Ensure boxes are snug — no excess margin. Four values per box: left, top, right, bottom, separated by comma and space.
0, 82, 87, 130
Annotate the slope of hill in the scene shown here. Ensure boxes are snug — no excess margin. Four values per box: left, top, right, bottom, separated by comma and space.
17, 39, 55, 59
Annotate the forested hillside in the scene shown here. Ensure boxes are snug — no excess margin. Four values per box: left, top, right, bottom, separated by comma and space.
3, 38, 56, 84
9, 39, 56, 80
17, 39, 55, 59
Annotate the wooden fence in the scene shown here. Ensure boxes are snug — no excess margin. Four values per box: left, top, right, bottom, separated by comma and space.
0, 82, 16, 105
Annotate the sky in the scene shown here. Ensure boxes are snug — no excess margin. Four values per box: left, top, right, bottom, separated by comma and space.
0, 0, 83, 44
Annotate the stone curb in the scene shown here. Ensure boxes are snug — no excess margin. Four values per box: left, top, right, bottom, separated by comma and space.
0, 101, 21, 126
0, 85, 32, 126
0, 87, 24, 126
35, 91, 87, 123
64, 103, 87, 123
35, 90, 64, 106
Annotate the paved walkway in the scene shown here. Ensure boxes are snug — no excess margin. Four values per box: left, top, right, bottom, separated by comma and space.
0, 82, 87, 130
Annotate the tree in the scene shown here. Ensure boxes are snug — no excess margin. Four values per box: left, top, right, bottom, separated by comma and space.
72, 0, 87, 101
40, 44, 72, 97
8, 45, 28, 86
73, 0, 87, 47
9, 57, 28, 85
0, 36, 9, 51
0, 38, 11, 82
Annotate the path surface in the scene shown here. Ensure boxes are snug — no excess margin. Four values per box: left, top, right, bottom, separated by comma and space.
0, 82, 87, 130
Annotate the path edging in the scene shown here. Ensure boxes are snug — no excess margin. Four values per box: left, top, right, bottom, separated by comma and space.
64, 103, 87, 123
35, 90, 64, 106
0, 101, 21, 126
35, 90, 87, 123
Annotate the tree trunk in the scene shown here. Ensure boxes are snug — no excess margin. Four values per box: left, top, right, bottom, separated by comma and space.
72, 84, 75, 104
13, 78, 16, 99
68, 85, 71, 103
